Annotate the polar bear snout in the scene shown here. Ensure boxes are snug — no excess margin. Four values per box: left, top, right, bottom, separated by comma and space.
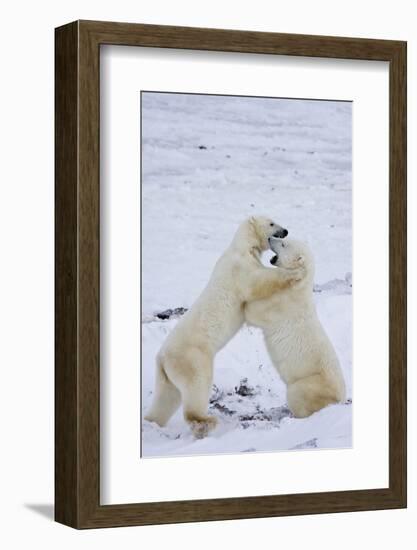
273, 227, 288, 238
270, 255, 278, 265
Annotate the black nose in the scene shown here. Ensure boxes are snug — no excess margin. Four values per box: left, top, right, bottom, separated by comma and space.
273, 228, 288, 238
270, 255, 278, 265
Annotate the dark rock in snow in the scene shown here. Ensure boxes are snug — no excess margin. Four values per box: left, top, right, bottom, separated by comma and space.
209, 384, 223, 404
235, 378, 256, 397
211, 402, 235, 416
239, 404, 293, 424
155, 309, 172, 320
156, 307, 188, 320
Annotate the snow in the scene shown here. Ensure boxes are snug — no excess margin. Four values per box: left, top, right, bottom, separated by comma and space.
141, 92, 352, 458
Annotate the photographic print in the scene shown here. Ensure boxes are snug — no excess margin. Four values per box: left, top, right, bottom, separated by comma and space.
141, 91, 352, 458
55, 21, 406, 527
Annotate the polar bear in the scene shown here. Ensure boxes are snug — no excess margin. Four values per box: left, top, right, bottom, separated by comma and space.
145, 217, 304, 438
244, 237, 346, 417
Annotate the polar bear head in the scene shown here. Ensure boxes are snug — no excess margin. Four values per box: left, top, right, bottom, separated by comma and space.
269, 237, 314, 280
247, 216, 288, 251
232, 216, 288, 253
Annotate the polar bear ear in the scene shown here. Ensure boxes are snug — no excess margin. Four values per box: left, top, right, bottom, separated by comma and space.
248, 216, 262, 242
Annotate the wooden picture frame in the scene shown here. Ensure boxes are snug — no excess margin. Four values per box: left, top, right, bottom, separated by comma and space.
55, 20, 407, 528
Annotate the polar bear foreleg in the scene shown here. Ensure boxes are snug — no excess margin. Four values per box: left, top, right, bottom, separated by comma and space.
245, 265, 305, 301
168, 350, 218, 439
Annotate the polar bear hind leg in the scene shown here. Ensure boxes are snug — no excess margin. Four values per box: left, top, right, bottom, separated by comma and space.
166, 348, 218, 439
287, 373, 343, 418
144, 358, 182, 427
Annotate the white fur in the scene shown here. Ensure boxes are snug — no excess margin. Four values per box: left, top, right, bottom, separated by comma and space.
145, 217, 303, 437
245, 238, 346, 418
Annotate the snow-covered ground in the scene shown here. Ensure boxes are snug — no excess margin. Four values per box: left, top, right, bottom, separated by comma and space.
141, 92, 352, 458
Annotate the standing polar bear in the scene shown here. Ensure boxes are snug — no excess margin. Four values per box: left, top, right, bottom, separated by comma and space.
145, 217, 304, 437
245, 237, 346, 417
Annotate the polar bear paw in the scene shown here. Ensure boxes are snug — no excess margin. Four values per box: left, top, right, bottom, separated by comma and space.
187, 414, 218, 439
